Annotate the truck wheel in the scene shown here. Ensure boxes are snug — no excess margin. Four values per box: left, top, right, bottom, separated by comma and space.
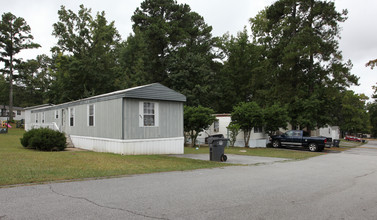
308, 143, 318, 152
272, 140, 281, 148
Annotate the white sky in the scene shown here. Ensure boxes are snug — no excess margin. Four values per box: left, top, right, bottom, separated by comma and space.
1, 0, 376, 100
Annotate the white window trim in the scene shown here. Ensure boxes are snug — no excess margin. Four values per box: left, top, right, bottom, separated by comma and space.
35, 113, 39, 123
55, 110, 59, 119
41, 112, 45, 124
139, 101, 159, 127
69, 108, 75, 127
87, 104, 95, 127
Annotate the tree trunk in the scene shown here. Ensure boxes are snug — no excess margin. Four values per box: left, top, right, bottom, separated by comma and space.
9, 53, 13, 122
244, 129, 251, 148
190, 131, 198, 148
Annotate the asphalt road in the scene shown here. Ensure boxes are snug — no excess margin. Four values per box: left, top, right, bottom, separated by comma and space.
1, 142, 377, 220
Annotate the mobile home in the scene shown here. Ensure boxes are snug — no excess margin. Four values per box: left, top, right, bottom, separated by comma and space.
0, 105, 25, 121
197, 114, 269, 147
25, 83, 186, 155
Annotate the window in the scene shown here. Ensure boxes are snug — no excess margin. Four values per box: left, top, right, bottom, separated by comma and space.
214, 120, 219, 132
139, 102, 159, 127
69, 108, 75, 127
17, 110, 21, 115
41, 112, 45, 123
88, 104, 95, 126
55, 110, 59, 119
35, 113, 39, 123
254, 126, 263, 133
5, 111, 14, 117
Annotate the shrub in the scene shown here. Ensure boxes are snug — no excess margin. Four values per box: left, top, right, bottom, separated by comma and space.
20, 129, 39, 149
20, 128, 66, 151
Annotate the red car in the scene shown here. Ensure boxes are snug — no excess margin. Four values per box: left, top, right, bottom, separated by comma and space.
344, 136, 361, 142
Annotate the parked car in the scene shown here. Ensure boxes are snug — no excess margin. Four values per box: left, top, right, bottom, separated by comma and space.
270, 130, 327, 152
344, 136, 361, 142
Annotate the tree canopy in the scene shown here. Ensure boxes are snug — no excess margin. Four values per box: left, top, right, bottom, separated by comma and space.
231, 102, 264, 147
184, 105, 216, 147
0, 12, 40, 119
250, 0, 358, 130
339, 91, 370, 134
49, 5, 121, 103
2, 1, 373, 138
129, 0, 217, 106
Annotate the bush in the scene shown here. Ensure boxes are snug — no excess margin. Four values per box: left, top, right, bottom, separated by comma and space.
20, 128, 66, 151
20, 129, 39, 149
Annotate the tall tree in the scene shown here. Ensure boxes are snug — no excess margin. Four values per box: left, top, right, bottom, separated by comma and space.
339, 91, 369, 135
50, 5, 121, 103
0, 12, 40, 120
16, 54, 52, 106
250, 0, 358, 130
117, 30, 150, 89
367, 102, 377, 137
216, 28, 265, 112
130, 0, 217, 106
0, 75, 7, 106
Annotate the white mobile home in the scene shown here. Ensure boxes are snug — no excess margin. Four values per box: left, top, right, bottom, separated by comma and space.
25, 83, 186, 155
0, 105, 25, 121
312, 125, 340, 140
197, 114, 269, 147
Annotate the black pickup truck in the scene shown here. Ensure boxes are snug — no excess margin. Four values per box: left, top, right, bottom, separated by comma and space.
270, 130, 327, 152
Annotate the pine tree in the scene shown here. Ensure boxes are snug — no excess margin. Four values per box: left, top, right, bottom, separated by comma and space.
0, 12, 40, 120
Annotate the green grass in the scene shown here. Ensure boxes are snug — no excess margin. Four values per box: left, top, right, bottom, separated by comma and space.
1, 129, 328, 187
0, 129, 231, 186
185, 145, 324, 160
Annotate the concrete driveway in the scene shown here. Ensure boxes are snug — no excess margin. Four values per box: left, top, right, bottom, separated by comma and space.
1, 142, 377, 219
171, 153, 290, 165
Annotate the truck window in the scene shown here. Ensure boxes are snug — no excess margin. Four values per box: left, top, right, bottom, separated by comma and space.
303, 131, 310, 137
285, 131, 294, 137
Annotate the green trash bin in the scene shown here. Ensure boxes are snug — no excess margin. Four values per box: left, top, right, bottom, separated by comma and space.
208, 137, 228, 162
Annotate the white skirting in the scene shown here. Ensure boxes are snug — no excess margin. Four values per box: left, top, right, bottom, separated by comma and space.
70, 135, 184, 155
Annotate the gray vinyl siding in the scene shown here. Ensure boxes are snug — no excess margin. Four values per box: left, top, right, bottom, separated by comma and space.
123, 98, 183, 139
30, 99, 123, 139
65, 99, 123, 139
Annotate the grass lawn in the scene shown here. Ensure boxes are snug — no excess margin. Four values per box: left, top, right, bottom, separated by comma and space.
185, 145, 324, 160
1, 129, 331, 187
0, 129, 231, 187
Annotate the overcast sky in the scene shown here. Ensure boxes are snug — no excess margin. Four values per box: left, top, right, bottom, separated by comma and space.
1, 0, 376, 101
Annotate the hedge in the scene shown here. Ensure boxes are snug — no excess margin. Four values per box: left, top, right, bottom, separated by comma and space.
20, 128, 66, 151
